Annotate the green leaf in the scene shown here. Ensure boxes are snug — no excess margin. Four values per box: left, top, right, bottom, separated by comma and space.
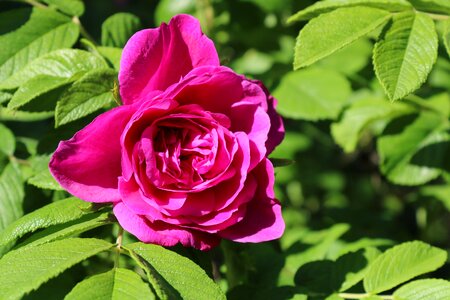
0, 107, 53, 122
331, 97, 412, 152
0, 49, 107, 90
28, 168, 63, 190
16, 212, 111, 249
294, 7, 390, 69
66, 268, 155, 300
0, 91, 12, 104
421, 185, 450, 211
408, 0, 450, 14
373, 11, 438, 101
0, 238, 113, 300
0, 8, 32, 35
444, 20, 450, 58
55, 68, 117, 127
126, 243, 226, 300
0, 197, 93, 249
274, 68, 351, 121
0, 124, 15, 156
393, 279, 450, 300
377, 111, 449, 185
288, 0, 411, 23
0, 8, 79, 84
8, 75, 69, 110
155, 0, 196, 24
317, 38, 373, 76
280, 224, 350, 285
363, 241, 447, 294
0, 163, 24, 231
41, 0, 85, 16
294, 248, 380, 294
101, 13, 142, 48
97, 47, 122, 70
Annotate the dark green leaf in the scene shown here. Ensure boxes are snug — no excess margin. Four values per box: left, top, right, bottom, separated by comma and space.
0, 163, 24, 232
409, 0, 450, 14
65, 268, 155, 300
0, 238, 113, 300
155, 0, 196, 24
55, 68, 117, 127
444, 20, 450, 58
126, 242, 226, 300
0, 124, 15, 156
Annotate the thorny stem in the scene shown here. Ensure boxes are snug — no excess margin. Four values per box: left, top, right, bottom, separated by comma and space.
338, 293, 394, 300
114, 226, 124, 268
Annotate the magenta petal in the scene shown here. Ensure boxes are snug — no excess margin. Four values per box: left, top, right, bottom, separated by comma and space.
119, 14, 220, 104
49, 105, 136, 203
113, 202, 220, 250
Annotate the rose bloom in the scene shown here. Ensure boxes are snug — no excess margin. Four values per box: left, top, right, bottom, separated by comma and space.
50, 15, 285, 250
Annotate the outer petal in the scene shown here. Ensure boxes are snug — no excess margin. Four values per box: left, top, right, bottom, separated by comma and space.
113, 202, 220, 250
119, 14, 220, 104
218, 159, 285, 242
49, 105, 136, 203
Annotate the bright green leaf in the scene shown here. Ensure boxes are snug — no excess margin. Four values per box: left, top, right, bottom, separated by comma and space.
0, 163, 24, 231
408, 0, 450, 14
444, 20, 450, 58
155, 0, 196, 24
377, 111, 449, 185
41, 0, 85, 16
294, 7, 390, 69
0, 238, 113, 300
55, 68, 117, 127
331, 97, 412, 152
101, 13, 141, 48
66, 268, 155, 300
0, 197, 93, 249
0, 8, 79, 84
317, 38, 373, 76
288, 0, 410, 23
0, 124, 15, 156
16, 212, 111, 249
0, 49, 107, 90
97, 47, 122, 70
28, 168, 63, 190
393, 279, 450, 300
126, 243, 226, 300
0, 91, 12, 104
373, 11, 438, 101
8, 75, 69, 110
363, 241, 447, 293
274, 68, 351, 121
421, 185, 450, 211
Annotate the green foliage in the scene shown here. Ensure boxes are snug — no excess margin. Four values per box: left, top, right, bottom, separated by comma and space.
101, 13, 142, 48
0, 0, 449, 299
65, 268, 155, 300
55, 68, 117, 126
0, 238, 113, 300
373, 11, 438, 101
293, 7, 390, 69
274, 68, 351, 120
0, 8, 79, 83
126, 243, 226, 300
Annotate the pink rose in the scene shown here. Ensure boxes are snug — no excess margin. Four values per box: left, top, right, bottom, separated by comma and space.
50, 15, 285, 250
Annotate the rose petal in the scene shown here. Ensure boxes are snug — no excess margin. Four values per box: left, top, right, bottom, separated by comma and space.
119, 14, 220, 104
218, 159, 285, 242
50, 105, 136, 203
113, 202, 220, 250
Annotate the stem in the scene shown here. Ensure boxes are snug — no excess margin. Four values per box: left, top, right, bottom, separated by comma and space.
72, 16, 98, 46
21, 0, 47, 9
338, 293, 394, 300
114, 226, 124, 268
426, 12, 449, 21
